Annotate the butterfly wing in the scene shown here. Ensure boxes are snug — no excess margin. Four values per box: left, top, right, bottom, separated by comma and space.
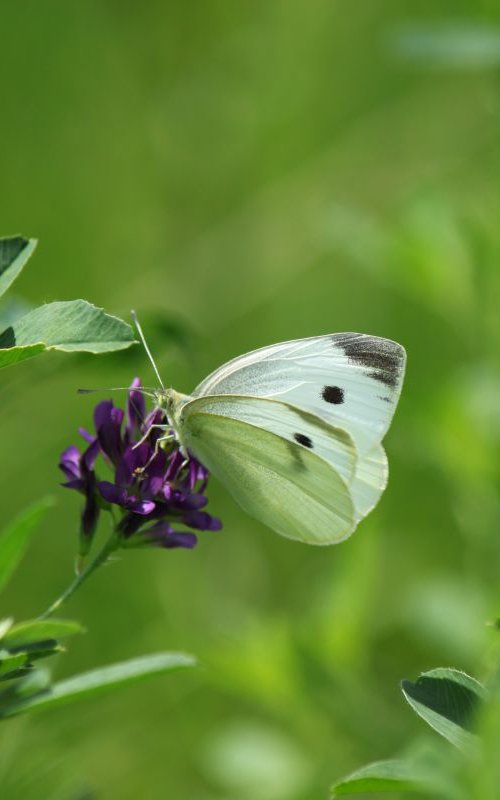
192, 333, 406, 455
183, 395, 357, 484
349, 444, 388, 521
178, 397, 356, 545
178, 394, 389, 536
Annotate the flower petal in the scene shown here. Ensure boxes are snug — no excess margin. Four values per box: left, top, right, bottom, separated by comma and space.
78, 427, 95, 444
126, 498, 156, 515
181, 510, 223, 531
187, 459, 199, 490
143, 521, 198, 549
62, 478, 85, 491
60, 444, 81, 462
94, 399, 114, 430
173, 491, 208, 511
126, 378, 146, 437
145, 448, 167, 480
115, 446, 138, 487
165, 449, 183, 481
97, 406, 124, 465
59, 445, 81, 481
143, 475, 164, 497
98, 481, 128, 507
141, 450, 167, 496
115, 442, 152, 487
82, 437, 100, 471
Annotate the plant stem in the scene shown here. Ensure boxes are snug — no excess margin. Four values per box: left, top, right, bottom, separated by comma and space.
38, 532, 119, 620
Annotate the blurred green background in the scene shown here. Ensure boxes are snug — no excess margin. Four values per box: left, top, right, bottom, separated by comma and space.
1, 1, 500, 798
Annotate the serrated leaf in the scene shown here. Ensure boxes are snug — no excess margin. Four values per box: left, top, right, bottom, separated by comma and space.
0, 343, 46, 368
0, 652, 196, 718
0, 300, 135, 368
331, 759, 432, 796
0, 498, 54, 594
0, 237, 37, 299
401, 668, 486, 749
1, 619, 84, 649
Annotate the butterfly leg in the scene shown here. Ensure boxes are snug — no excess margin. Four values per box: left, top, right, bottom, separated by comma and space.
132, 424, 170, 451
133, 432, 176, 476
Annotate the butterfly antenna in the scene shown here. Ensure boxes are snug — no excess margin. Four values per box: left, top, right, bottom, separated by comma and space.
78, 387, 157, 398
131, 309, 165, 390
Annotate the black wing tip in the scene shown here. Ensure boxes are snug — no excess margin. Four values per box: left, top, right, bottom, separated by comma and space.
332, 331, 405, 350
333, 332, 406, 388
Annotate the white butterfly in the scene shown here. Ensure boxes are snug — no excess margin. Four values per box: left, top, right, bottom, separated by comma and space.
135, 316, 406, 546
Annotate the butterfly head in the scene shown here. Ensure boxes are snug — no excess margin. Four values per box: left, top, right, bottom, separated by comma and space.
155, 387, 176, 415
154, 387, 190, 429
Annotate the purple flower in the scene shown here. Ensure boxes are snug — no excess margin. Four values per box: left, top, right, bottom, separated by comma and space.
131, 520, 198, 550
59, 437, 101, 554
59, 378, 222, 555
99, 482, 156, 516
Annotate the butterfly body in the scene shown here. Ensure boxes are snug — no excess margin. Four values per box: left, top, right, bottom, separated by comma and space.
157, 388, 189, 441
155, 333, 406, 545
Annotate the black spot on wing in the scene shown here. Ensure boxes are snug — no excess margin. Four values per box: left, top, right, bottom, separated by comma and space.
294, 432, 313, 448
286, 440, 307, 471
322, 385, 344, 404
291, 406, 353, 449
333, 334, 404, 389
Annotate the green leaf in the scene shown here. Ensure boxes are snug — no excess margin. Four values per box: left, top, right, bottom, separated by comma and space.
0, 300, 135, 368
331, 750, 465, 800
0, 237, 37, 299
0, 498, 54, 594
401, 668, 486, 749
331, 759, 432, 796
0, 652, 196, 718
27, 644, 65, 662
0, 343, 46, 367
1, 619, 84, 649
0, 651, 29, 679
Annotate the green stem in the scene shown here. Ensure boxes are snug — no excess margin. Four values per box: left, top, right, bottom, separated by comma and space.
38, 532, 119, 620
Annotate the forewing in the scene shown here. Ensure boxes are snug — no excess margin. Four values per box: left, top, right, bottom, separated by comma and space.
192, 334, 406, 455
180, 404, 355, 545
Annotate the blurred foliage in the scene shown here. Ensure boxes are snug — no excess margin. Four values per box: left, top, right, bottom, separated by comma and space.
1, 0, 500, 797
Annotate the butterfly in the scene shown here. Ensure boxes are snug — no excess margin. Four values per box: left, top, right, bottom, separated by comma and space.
134, 315, 406, 546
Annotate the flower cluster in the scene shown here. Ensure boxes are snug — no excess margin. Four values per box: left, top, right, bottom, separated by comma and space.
59, 378, 221, 555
